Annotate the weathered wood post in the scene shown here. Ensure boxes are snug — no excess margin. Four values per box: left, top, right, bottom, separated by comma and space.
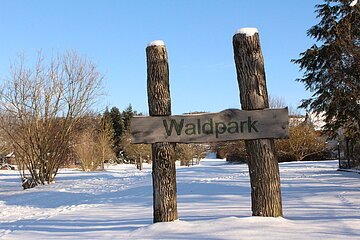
146, 40, 178, 222
232, 28, 283, 217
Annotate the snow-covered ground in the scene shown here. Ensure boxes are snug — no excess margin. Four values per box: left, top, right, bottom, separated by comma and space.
0, 159, 359, 239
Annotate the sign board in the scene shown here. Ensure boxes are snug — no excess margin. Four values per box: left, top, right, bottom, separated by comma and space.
131, 108, 289, 144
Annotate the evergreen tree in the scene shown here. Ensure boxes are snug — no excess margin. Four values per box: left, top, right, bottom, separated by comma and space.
293, 0, 360, 139
122, 104, 133, 130
122, 104, 141, 130
109, 107, 124, 157
102, 107, 111, 128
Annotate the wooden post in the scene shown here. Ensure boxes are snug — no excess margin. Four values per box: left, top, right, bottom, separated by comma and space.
232, 28, 283, 217
146, 40, 178, 222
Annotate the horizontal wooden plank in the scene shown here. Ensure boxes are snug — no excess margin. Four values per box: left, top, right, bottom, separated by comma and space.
130, 108, 289, 144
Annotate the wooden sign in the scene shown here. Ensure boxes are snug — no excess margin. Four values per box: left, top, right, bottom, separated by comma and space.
131, 108, 289, 144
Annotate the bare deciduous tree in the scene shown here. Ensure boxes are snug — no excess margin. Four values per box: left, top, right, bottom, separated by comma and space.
213, 140, 247, 162
74, 116, 115, 172
97, 114, 115, 169
269, 95, 300, 116
0, 128, 10, 155
0, 52, 103, 185
175, 144, 207, 166
120, 130, 151, 170
75, 130, 100, 172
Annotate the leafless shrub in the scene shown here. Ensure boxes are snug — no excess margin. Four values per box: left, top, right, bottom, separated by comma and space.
0, 52, 103, 185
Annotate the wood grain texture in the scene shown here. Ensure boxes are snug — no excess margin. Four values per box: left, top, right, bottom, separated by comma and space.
151, 142, 178, 222
131, 108, 289, 143
146, 44, 178, 223
233, 31, 283, 217
146, 45, 171, 116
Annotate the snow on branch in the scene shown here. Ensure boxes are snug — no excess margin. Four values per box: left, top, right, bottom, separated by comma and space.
350, 0, 358, 7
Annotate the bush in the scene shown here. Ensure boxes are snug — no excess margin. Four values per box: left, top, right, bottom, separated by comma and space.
276, 122, 328, 162
213, 122, 329, 163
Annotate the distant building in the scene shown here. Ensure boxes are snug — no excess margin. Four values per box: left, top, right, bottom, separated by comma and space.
289, 115, 306, 126
289, 112, 326, 131
307, 112, 326, 131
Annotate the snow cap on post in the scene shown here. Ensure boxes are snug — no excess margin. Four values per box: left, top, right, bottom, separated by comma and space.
147, 40, 165, 47
235, 28, 259, 37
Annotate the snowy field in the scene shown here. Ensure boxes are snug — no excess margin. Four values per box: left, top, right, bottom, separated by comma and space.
0, 159, 359, 239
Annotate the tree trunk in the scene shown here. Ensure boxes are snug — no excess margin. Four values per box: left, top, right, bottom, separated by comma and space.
146, 42, 178, 222
346, 137, 350, 168
101, 150, 105, 171
233, 29, 283, 217
139, 155, 143, 171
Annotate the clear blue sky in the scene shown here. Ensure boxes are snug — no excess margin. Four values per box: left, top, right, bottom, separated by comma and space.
0, 0, 321, 115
